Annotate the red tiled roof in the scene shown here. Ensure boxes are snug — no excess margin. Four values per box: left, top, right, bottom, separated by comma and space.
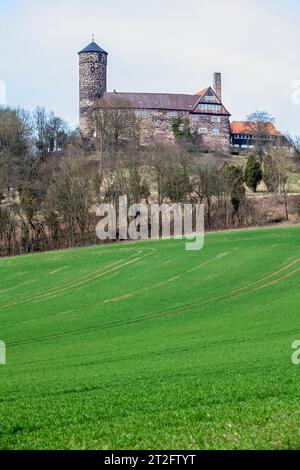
195, 87, 209, 97
231, 121, 282, 136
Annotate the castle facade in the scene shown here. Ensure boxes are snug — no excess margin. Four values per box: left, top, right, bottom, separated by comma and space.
78, 40, 228, 152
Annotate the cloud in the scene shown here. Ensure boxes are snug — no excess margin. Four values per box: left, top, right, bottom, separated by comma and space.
0, 0, 300, 133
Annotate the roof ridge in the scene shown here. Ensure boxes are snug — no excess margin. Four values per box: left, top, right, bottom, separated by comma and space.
106, 91, 199, 97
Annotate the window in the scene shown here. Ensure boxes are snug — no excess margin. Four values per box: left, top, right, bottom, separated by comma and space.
198, 104, 222, 113
190, 115, 199, 123
198, 128, 208, 135
168, 111, 178, 118
212, 128, 220, 135
135, 110, 149, 118
211, 116, 221, 123
205, 95, 218, 103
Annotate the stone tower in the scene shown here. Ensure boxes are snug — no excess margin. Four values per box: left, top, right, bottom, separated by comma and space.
78, 38, 108, 137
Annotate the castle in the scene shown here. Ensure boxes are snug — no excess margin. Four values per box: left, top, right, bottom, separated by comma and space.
79, 39, 232, 152
78, 39, 282, 153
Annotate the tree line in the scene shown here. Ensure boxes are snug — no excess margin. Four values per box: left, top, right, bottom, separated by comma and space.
0, 103, 297, 257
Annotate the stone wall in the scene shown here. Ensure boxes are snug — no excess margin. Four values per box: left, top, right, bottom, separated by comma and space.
139, 110, 185, 145
189, 113, 231, 152
138, 110, 230, 152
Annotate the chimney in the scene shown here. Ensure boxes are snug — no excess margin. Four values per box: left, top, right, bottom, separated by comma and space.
213, 72, 222, 102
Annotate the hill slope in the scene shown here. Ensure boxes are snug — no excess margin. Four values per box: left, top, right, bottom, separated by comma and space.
0, 227, 300, 449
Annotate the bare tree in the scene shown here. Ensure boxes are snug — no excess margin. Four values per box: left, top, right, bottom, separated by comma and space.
103, 153, 150, 208
33, 107, 67, 157
192, 156, 225, 229
33, 107, 48, 158
0, 107, 32, 197
285, 134, 300, 158
0, 203, 18, 256
90, 96, 141, 171
263, 147, 290, 221
146, 144, 191, 205
247, 111, 276, 162
45, 159, 94, 244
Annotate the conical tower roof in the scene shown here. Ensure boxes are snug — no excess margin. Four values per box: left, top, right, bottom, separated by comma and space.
78, 41, 108, 55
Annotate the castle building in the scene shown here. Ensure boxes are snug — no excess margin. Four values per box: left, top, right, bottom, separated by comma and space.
78, 39, 231, 152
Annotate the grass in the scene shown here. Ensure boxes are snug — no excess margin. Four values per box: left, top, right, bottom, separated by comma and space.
0, 226, 300, 450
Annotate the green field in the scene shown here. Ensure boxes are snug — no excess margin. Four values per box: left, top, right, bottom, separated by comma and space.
0, 227, 300, 450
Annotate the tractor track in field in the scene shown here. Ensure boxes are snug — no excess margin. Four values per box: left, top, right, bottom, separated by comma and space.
0, 248, 156, 312
0, 247, 148, 296
103, 257, 300, 305
8, 255, 300, 348
8, 325, 300, 371
0, 258, 129, 307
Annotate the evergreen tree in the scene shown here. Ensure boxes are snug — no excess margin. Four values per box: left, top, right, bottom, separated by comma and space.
244, 155, 262, 192
263, 154, 279, 192
225, 164, 245, 213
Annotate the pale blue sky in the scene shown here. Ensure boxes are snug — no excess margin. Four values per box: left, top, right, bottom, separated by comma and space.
0, 0, 299, 133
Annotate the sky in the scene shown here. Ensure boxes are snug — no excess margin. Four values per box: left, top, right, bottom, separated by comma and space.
0, 0, 300, 134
